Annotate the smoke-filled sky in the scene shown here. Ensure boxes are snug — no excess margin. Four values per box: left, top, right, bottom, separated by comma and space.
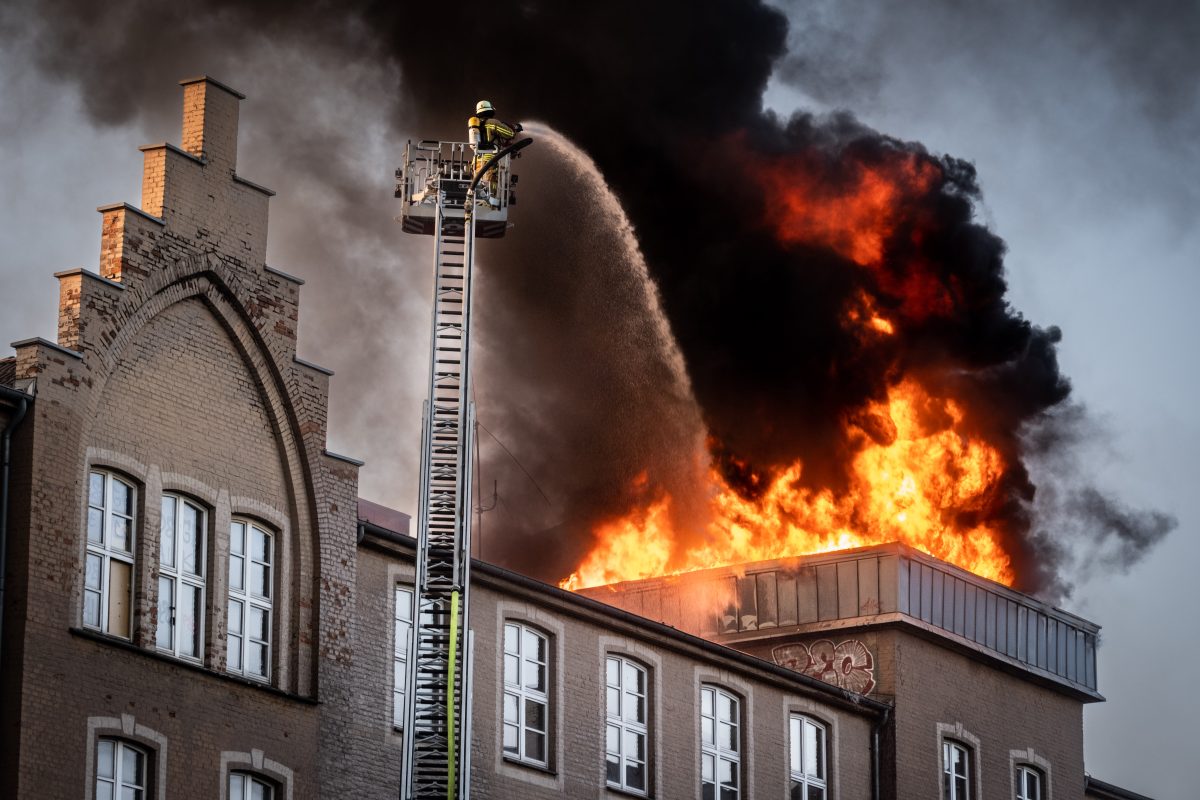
1, 0, 1196, 795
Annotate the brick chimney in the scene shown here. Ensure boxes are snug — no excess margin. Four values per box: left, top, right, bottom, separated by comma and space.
178, 75, 245, 170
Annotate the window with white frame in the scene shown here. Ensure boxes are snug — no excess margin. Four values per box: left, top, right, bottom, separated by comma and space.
393, 585, 414, 728
943, 740, 972, 800
502, 621, 549, 766
156, 494, 206, 660
789, 714, 827, 799
84, 470, 136, 639
605, 655, 648, 794
229, 771, 274, 800
227, 520, 272, 681
95, 737, 148, 800
1015, 764, 1043, 800
700, 685, 741, 800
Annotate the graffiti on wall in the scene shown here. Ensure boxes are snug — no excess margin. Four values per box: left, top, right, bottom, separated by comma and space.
771, 639, 876, 695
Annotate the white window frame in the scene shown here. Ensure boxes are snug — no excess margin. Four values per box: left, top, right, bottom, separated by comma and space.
789, 714, 828, 799
229, 771, 275, 800
605, 655, 649, 794
1015, 764, 1043, 800
700, 684, 741, 800
943, 740, 972, 800
227, 519, 273, 682
156, 494, 206, 661
502, 621, 550, 767
393, 585, 414, 728
84, 470, 137, 639
95, 737, 148, 800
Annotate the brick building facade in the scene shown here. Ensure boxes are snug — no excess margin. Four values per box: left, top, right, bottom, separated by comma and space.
0, 78, 1149, 799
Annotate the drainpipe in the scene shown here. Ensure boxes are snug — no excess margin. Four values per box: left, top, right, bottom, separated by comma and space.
0, 384, 31, 667
871, 704, 891, 800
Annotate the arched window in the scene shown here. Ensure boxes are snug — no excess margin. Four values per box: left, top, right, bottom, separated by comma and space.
95, 737, 148, 799
85, 470, 137, 639
789, 714, 827, 799
156, 494, 206, 660
943, 740, 972, 800
502, 621, 549, 766
1015, 764, 1043, 800
700, 684, 741, 800
605, 655, 649, 794
229, 771, 275, 800
227, 519, 272, 681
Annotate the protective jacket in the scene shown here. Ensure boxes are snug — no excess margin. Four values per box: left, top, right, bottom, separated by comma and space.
468, 116, 516, 150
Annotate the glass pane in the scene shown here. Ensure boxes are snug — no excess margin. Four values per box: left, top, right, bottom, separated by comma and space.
160, 496, 176, 567
230, 522, 245, 555
523, 629, 545, 662
606, 657, 620, 687
230, 555, 244, 591
96, 782, 114, 800
97, 739, 114, 778
251, 527, 269, 562
606, 723, 620, 755
624, 691, 644, 724
524, 660, 545, 692
702, 716, 714, 745
606, 752, 620, 784
89, 472, 105, 507
250, 562, 269, 599
395, 587, 412, 622
804, 721, 821, 778
625, 662, 645, 695
624, 729, 644, 761
719, 721, 737, 752
717, 692, 735, 723
108, 560, 132, 637
249, 606, 269, 640
503, 654, 519, 685
394, 619, 409, 657
229, 599, 243, 634
112, 479, 132, 516
955, 775, 967, 798
807, 786, 825, 800
84, 590, 101, 627
525, 730, 545, 762
250, 780, 268, 800
122, 745, 143, 784
181, 503, 201, 575
720, 786, 738, 800
790, 780, 804, 800
703, 784, 716, 800
626, 759, 646, 790
230, 774, 245, 800
180, 583, 201, 657
503, 692, 519, 724
157, 577, 174, 649
85, 553, 103, 589
701, 687, 713, 716
88, 508, 104, 543
228, 633, 242, 670
720, 758, 738, 790
702, 752, 714, 782
504, 623, 519, 655
525, 698, 546, 732
248, 641, 267, 677
502, 722, 519, 754
110, 516, 130, 553
607, 686, 620, 716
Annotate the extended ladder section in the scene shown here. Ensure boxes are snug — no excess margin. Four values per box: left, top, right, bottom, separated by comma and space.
404, 202, 476, 800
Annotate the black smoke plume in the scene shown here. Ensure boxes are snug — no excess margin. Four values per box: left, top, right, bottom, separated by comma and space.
0, 0, 1175, 597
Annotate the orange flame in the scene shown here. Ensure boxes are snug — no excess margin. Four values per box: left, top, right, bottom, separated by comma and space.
561, 140, 1017, 592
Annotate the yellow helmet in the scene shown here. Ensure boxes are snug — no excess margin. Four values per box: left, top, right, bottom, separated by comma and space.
475, 100, 495, 117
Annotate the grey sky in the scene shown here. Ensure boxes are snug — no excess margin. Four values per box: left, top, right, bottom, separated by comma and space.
1, 2, 1196, 795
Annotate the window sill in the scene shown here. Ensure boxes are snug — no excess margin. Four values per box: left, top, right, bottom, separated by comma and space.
605, 782, 651, 799
69, 627, 317, 705
501, 755, 556, 777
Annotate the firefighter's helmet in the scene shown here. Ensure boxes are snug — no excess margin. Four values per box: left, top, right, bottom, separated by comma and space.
475, 100, 495, 117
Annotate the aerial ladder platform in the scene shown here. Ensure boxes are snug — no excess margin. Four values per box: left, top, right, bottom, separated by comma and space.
394, 134, 531, 799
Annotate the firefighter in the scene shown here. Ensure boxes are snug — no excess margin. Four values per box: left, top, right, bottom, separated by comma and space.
468, 100, 520, 206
